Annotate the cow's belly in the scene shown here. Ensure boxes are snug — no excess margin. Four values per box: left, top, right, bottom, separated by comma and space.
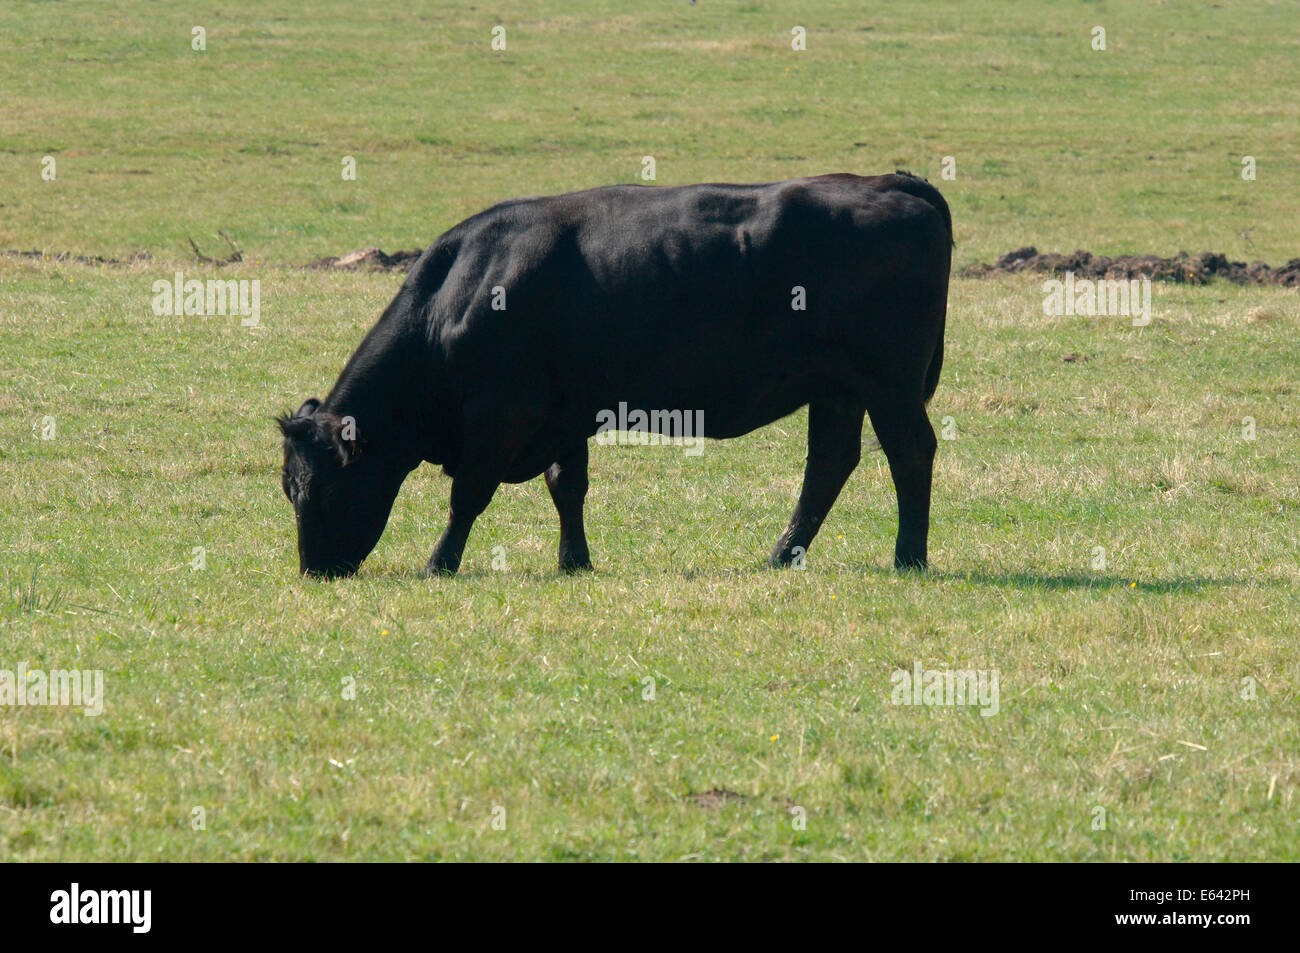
499, 370, 821, 483
573, 323, 863, 438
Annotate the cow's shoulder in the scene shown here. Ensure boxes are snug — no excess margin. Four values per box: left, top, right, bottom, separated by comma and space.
442, 193, 577, 263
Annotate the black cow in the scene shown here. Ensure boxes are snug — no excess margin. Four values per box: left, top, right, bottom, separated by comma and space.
279, 172, 951, 578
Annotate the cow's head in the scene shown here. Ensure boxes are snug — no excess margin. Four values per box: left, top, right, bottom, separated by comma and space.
277, 398, 403, 578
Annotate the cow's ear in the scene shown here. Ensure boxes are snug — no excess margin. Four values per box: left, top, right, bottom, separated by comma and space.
277, 397, 321, 439
295, 398, 322, 418
316, 411, 364, 467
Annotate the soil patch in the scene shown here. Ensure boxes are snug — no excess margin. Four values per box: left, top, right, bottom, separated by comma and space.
10, 243, 1298, 288
2, 249, 153, 267
306, 247, 424, 271
962, 247, 1300, 287
688, 788, 748, 808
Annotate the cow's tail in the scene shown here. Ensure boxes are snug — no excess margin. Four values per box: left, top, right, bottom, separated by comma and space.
923, 320, 944, 406
891, 170, 951, 406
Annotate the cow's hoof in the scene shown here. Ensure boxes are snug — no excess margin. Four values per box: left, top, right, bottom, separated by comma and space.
557, 540, 592, 572
420, 560, 460, 578
894, 553, 928, 572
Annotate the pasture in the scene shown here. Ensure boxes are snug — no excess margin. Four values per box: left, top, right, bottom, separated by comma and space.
1, 0, 1297, 860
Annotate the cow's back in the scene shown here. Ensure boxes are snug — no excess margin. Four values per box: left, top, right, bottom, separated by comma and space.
420, 174, 950, 440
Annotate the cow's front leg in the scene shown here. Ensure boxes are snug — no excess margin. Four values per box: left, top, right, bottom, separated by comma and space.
424, 471, 500, 576
770, 401, 865, 568
544, 442, 592, 572
424, 400, 537, 576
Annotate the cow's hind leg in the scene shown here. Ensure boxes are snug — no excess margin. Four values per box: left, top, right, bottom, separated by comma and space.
544, 441, 592, 572
867, 398, 936, 570
770, 402, 865, 568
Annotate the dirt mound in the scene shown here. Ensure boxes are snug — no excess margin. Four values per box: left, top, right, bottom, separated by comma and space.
4, 245, 422, 271
688, 788, 747, 808
11, 243, 1297, 288
962, 248, 1300, 287
2, 249, 153, 267
320, 244, 1300, 286
307, 247, 424, 271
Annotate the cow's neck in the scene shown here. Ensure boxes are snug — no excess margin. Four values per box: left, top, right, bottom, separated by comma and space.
322, 318, 435, 470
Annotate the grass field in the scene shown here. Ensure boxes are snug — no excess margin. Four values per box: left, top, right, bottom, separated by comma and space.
2, 0, 1298, 268
2, 1, 1298, 861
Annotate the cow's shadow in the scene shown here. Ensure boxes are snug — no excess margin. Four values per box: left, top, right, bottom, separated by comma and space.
682, 563, 1268, 595
917, 569, 1253, 595
360, 562, 1274, 594
364, 566, 597, 583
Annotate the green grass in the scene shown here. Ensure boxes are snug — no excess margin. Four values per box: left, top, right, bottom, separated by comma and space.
2, 263, 1296, 860
1, 0, 1298, 860
1, 0, 1298, 268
